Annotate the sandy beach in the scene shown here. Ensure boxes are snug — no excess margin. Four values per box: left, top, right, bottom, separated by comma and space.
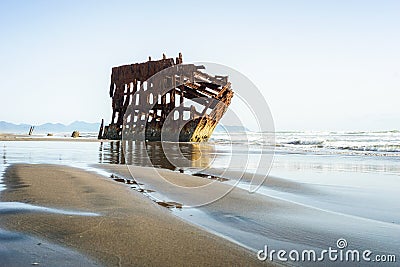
0, 163, 264, 266
0, 139, 398, 266
0, 133, 104, 142
97, 164, 400, 266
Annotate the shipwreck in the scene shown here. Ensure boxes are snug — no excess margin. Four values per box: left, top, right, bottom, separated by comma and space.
98, 53, 233, 142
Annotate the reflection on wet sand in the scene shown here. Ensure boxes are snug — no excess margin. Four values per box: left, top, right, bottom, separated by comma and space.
99, 141, 216, 171
2, 145, 6, 165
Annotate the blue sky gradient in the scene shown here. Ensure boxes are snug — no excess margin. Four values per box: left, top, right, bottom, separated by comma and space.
1, 0, 399, 130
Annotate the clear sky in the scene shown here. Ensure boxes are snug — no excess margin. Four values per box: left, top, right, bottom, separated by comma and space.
0, 0, 399, 131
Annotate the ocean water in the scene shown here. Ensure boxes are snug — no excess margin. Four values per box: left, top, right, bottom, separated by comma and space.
213, 130, 400, 156
1, 133, 399, 222
0, 132, 399, 265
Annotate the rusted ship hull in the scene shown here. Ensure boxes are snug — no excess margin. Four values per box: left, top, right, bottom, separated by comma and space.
99, 53, 233, 142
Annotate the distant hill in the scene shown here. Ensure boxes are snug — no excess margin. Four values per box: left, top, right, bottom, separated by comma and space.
0, 121, 31, 133
0, 121, 100, 134
0, 121, 248, 134
35, 121, 101, 133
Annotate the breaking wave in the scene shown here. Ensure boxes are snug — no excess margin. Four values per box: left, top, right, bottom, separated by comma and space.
210, 131, 400, 156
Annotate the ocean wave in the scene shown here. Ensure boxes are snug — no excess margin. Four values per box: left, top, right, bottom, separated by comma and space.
333, 145, 400, 153
211, 131, 400, 156
285, 140, 325, 146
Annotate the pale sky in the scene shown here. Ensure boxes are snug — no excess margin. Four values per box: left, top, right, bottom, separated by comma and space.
1, 0, 399, 131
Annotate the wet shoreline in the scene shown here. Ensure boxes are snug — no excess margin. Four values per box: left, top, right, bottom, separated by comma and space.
0, 163, 260, 266
0, 140, 399, 266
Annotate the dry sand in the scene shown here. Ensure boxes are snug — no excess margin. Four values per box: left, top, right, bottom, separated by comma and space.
0, 164, 266, 266
0, 133, 104, 142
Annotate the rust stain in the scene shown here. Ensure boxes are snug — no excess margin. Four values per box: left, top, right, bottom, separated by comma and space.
99, 53, 233, 142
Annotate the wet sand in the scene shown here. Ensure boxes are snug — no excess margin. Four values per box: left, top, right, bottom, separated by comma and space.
0, 228, 100, 266
0, 164, 264, 266
98, 164, 400, 266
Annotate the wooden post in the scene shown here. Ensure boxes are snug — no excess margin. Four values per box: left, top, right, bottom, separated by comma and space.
98, 119, 104, 139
